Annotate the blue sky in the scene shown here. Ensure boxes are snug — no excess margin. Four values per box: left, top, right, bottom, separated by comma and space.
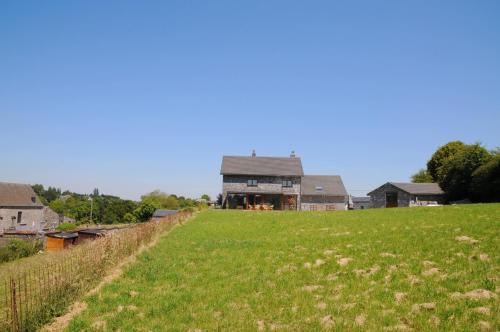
1, 1, 499, 200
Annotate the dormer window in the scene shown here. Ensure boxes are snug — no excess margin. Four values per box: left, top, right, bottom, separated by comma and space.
247, 179, 258, 187
315, 186, 324, 192
282, 180, 293, 188
31, 196, 36, 203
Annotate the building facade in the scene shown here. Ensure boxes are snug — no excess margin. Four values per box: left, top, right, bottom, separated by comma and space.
221, 153, 347, 211
0, 182, 60, 232
367, 182, 445, 208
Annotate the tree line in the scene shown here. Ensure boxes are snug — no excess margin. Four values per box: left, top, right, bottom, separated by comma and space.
32, 185, 209, 224
411, 141, 500, 202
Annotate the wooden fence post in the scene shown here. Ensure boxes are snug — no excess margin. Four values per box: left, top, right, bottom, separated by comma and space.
10, 278, 19, 332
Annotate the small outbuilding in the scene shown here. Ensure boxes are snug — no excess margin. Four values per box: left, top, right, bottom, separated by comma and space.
352, 197, 372, 210
46, 232, 78, 252
367, 182, 445, 208
77, 229, 105, 243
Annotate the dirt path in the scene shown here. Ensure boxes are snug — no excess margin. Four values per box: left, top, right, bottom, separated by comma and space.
41, 218, 188, 332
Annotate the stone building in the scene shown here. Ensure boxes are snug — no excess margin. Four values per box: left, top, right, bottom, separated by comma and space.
0, 182, 60, 232
301, 176, 347, 211
220, 152, 347, 210
351, 196, 372, 210
367, 182, 445, 208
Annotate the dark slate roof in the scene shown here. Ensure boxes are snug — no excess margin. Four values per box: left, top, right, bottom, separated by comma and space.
221, 156, 304, 176
152, 209, 178, 218
368, 182, 444, 195
77, 229, 105, 236
46, 232, 78, 239
352, 196, 371, 203
301, 176, 348, 196
0, 182, 43, 207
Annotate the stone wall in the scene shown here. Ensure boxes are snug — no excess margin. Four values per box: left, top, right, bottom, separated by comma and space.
0, 207, 44, 231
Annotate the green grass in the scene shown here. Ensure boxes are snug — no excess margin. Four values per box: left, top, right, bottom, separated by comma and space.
67, 205, 499, 331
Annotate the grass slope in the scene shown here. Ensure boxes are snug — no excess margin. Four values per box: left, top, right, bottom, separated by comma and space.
67, 205, 499, 331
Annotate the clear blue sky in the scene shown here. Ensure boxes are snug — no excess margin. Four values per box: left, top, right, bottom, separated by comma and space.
1, 1, 499, 200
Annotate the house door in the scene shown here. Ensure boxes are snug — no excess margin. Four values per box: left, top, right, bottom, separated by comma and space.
386, 192, 398, 208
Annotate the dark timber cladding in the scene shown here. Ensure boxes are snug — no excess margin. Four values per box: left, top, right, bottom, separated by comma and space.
221, 155, 303, 210
220, 153, 348, 211
367, 182, 445, 208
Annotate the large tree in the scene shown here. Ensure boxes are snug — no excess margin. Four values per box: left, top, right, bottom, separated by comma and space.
438, 144, 492, 200
427, 141, 466, 182
411, 169, 433, 183
470, 154, 500, 202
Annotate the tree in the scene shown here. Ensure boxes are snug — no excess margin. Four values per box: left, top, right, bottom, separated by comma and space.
438, 144, 492, 200
92, 188, 100, 197
141, 190, 180, 210
32, 184, 49, 205
470, 154, 500, 202
427, 141, 466, 182
123, 212, 138, 224
411, 169, 433, 183
201, 194, 211, 201
133, 203, 156, 222
216, 194, 223, 206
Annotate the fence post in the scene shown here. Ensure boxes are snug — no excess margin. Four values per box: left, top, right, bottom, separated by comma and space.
10, 278, 19, 332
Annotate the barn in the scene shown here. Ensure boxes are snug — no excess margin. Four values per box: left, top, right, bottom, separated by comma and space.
367, 182, 445, 208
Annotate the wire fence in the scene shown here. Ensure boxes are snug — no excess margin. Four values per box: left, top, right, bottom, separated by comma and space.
0, 211, 191, 332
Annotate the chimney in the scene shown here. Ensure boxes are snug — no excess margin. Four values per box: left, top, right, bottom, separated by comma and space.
290, 150, 296, 158
252, 149, 256, 157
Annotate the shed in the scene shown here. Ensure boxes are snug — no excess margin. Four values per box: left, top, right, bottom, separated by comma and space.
46, 232, 78, 252
77, 229, 105, 243
367, 182, 445, 208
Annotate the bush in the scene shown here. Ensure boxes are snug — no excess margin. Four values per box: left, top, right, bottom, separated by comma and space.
0, 239, 43, 263
56, 222, 77, 232
123, 212, 138, 223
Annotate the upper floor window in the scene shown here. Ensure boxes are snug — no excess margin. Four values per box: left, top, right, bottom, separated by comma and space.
315, 186, 324, 192
247, 179, 258, 187
282, 180, 293, 188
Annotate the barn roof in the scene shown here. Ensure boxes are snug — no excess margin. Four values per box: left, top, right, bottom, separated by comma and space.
301, 175, 347, 196
221, 156, 304, 176
368, 182, 444, 195
0, 182, 44, 208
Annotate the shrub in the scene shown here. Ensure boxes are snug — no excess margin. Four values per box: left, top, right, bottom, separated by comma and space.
123, 212, 138, 223
0, 239, 43, 263
471, 154, 500, 202
56, 222, 77, 232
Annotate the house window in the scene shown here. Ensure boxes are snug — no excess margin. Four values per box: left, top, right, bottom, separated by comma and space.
17, 211, 22, 224
247, 179, 258, 187
282, 180, 293, 188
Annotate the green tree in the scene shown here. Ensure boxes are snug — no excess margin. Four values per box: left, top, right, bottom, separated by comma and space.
427, 141, 466, 182
411, 169, 433, 183
470, 154, 500, 202
201, 194, 211, 201
439, 144, 492, 200
141, 190, 180, 210
133, 203, 156, 222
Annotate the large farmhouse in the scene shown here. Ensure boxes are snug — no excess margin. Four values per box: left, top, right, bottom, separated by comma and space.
367, 182, 445, 208
220, 152, 347, 211
0, 182, 60, 232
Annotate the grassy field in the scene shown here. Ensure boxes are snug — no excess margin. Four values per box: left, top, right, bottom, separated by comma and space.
67, 205, 499, 331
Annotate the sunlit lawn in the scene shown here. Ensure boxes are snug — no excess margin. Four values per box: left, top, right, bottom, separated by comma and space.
67, 205, 499, 331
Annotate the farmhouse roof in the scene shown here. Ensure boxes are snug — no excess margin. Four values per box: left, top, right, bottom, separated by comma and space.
367, 182, 444, 195
152, 209, 178, 218
221, 156, 304, 176
301, 175, 348, 196
0, 182, 44, 208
